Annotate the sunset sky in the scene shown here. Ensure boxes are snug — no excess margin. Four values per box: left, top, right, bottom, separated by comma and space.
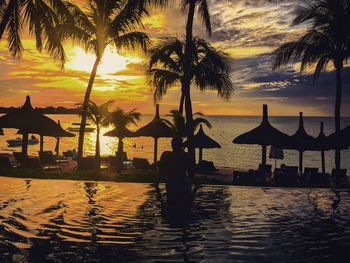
0, 0, 349, 116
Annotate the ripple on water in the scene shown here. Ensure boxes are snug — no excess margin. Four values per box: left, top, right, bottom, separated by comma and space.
0, 177, 350, 262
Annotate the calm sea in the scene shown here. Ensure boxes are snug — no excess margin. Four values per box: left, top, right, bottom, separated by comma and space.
1, 114, 350, 173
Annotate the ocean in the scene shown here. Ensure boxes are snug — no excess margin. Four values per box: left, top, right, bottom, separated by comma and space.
1, 114, 349, 173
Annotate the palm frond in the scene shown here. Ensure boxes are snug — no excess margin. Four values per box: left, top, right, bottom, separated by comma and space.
193, 117, 212, 130
197, 0, 211, 36
115, 31, 150, 52
146, 68, 181, 104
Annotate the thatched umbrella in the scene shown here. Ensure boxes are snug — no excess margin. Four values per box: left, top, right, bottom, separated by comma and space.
104, 127, 137, 153
184, 125, 221, 162
327, 125, 350, 149
18, 120, 75, 155
0, 96, 60, 154
326, 124, 350, 169
135, 104, 173, 163
233, 104, 290, 166
283, 112, 316, 174
314, 122, 330, 174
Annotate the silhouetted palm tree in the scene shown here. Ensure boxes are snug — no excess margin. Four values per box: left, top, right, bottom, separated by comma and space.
166, 109, 212, 138
147, 37, 233, 104
77, 100, 113, 161
272, 0, 350, 169
60, 0, 150, 159
181, 0, 212, 173
0, 0, 70, 66
109, 107, 141, 153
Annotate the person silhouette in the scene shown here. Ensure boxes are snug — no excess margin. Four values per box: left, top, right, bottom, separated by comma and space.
159, 137, 194, 204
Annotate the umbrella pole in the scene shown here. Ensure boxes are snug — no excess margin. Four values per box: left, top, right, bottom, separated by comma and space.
22, 132, 29, 155
55, 138, 60, 156
299, 151, 303, 175
321, 150, 325, 174
40, 135, 44, 152
262, 145, 267, 165
154, 137, 158, 164
199, 148, 203, 162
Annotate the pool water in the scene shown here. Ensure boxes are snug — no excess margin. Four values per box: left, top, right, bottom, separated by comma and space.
0, 177, 350, 262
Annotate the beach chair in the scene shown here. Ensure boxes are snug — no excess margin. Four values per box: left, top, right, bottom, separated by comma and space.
303, 167, 326, 186
273, 166, 299, 186
330, 169, 347, 187
21, 157, 62, 172
197, 160, 219, 175
132, 158, 152, 170
233, 170, 257, 185
39, 151, 68, 167
13, 152, 28, 166
77, 157, 108, 174
108, 155, 124, 172
0, 154, 16, 168
115, 151, 129, 161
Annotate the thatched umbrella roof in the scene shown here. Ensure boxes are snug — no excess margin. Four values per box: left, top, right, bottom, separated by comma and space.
0, 96, 60, 154
283, 113, 316, 151
327, 125, 350, 149
104, 127, 136, 138
135, 104, 172, 163
135, 104, 173, 139
17, 120, 74, 138
233, 104, 290, 165
17, 120, 75, 154
282, 112, 316, 173
184, 125, 220, 161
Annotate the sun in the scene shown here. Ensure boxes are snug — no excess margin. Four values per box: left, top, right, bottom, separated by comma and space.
66, 46, 141, 76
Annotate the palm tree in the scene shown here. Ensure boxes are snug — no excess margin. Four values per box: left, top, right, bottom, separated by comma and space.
147, 37, 233, 104
77, 100, 113, 162
138, 0, 212, 176
272, 0, 350, 169
109, 107, 141, 153
166, 109, 212, 138
60, 0, 150, 159
0, 0, 70, 66
147, 36, 233, 175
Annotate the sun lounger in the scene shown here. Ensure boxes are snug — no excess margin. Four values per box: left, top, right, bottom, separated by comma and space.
233, 170, 259, 185
115, 151, 128, 161
21, 157, 62, 172
197, 160, 219, 175
302, 167, 329, 186
273, 165, 299, 186
132, 158, 152, 170
39, 151, 68, 167
0, 154, 16, 168
108, 155, 124, 172
330, 169, 347, 187
13, 152, 28, 166
77, 157, 108, 173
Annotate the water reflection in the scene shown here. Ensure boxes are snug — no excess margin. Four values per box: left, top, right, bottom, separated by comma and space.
0, 178, 350, 262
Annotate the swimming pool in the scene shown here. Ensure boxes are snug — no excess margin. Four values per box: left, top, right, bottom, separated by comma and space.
0, 177, 349, 262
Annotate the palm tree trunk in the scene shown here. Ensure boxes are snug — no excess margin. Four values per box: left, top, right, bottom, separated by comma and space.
95, 126, 100, 160
182, 1, 196, 181
179, 92, 185, 115
118, 138, 124, 153
78, 57, 100, 159
22, 132, 28, 155
40, 135, 44, 152
0, 0, 16, 39
335, 65, 342, 169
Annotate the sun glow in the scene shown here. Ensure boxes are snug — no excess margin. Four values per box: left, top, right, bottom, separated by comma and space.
67, 46, 142, 76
